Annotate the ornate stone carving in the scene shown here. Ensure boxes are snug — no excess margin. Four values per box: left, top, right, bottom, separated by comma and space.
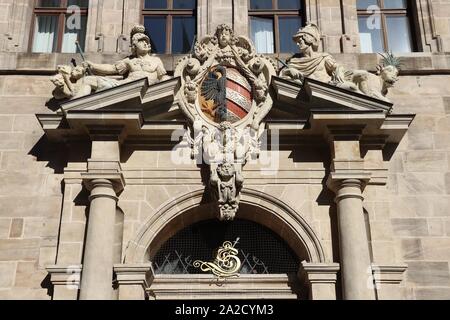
51, 25, 170, 100
176, 24, 276, 220
341, 53, 401, 102
280, 23, 401, 102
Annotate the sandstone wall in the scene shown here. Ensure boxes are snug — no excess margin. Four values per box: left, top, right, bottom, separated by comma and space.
0, 0, 450, 300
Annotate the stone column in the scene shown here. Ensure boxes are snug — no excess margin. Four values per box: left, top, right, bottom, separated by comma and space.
47, 265, 82, 300
114, 264, 153, 300
325, 126, 375, 300
328, 174, 375, 300
299, 262, 340, 300
79, 178, 123, 300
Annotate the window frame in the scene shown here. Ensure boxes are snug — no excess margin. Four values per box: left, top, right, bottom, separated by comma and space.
356, 0, 417, 53
29, 0, 88, 53
248, 0, 304, 53
141, 0, 197, 54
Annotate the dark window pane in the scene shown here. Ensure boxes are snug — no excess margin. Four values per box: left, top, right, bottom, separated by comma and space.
67, 0, 89, 7
278, 0, 301, 10
62, 14, 87, 53
356, 0, 378, 10
358, 16, 383, 53
383, 0, 407, 9
386, 16, 413, 52
144, 17, 167, 53
32, 15, 59, 53
250, 16, 274, 53
144, 0, 167, 9
279, 16, 301, 53
172, 16, 196, 54
250, 0, 272, 10
37, 0, 61, 7
173, 0, 196, 9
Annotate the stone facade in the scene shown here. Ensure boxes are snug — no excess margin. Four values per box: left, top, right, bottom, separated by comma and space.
0, 0, 449, 300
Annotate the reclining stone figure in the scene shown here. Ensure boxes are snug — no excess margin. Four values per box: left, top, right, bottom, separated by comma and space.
51, 24, 170, 100
280, 23, 401, 102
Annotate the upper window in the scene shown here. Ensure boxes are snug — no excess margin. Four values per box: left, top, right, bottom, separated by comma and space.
357, 0, 415, 53
248, 0, 303, 54
31, 0, 88, 53
142, 0, 197, 54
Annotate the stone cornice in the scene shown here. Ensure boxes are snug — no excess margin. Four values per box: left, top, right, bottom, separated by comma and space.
372, 264, 408, 285
46, 265, 82, 287
298, 262, 340, 284
114, 264, 153, 288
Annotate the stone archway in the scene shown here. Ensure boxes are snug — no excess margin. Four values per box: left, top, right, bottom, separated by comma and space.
115, 188, 339, 300
124, 188, 326, 265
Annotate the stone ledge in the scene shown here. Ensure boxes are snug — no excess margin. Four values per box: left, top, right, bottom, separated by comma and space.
147, 274, 300, 300
1, 52, 450, 75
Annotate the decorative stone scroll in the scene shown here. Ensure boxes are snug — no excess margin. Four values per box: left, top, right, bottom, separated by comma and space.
175, 24, 277, 220
280, 23, 401, 102
50, 25, 170, 100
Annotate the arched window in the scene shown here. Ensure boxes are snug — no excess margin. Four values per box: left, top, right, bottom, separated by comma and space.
142, 0, 197, 54
30, 0, 89, 53
152, 219, 300, 275
248, 0, 304, 54
357, 0, 416, 53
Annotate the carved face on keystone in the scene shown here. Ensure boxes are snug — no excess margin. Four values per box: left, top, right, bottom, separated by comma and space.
380, 65, 399, 88
218, 162, 235, 179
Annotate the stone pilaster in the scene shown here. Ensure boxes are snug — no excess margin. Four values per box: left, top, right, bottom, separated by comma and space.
299, 262, 340, 300
47, 265, 82, 300
114, 264, 153, 300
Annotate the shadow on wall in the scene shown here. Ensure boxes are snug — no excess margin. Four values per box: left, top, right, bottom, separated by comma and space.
28, 136, 68, 174
29, 136, 93, 174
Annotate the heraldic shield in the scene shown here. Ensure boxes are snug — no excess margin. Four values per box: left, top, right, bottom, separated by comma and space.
200, 65, 253, 124
174, 24, 277, 220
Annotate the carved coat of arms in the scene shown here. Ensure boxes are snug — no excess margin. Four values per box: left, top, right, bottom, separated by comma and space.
175, 24, 276, 221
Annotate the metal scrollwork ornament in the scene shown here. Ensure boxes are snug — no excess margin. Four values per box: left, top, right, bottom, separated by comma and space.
193, 239, 242, 282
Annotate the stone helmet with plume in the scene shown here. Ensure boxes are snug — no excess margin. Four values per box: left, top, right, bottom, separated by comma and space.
130, 24, 151, 55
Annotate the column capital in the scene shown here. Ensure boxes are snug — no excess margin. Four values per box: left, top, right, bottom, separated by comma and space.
114, 264, 154, 288
46, 265, 82, 287
82, 172, 125, 196
326, 172, 371, 194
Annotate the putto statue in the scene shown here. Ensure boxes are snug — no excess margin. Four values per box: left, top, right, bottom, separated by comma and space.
280, 23, 401, 102
175, 24, 277, 221
51, 25, 170, 100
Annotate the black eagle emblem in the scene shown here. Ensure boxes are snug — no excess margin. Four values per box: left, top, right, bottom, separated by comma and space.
201, 66, 227, 123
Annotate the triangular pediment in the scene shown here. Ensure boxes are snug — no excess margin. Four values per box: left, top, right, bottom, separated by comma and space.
271, 76, 393, 116
57, 77, 181, 117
